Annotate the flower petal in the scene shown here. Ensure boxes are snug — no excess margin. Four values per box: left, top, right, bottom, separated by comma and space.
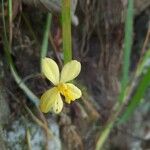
52, 96, 63, 114
60, 60, 81, 83
39, 87, 62, 113
63, 83, 82, 104
42, 58, 59, 85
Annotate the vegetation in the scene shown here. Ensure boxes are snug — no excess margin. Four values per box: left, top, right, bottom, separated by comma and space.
0, 0, 150, 149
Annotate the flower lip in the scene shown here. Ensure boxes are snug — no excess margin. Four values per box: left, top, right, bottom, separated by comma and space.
39, 87, 62, 113
56, 83, 82, 104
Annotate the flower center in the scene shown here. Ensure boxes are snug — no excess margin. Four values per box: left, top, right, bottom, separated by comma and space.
57, 83, 74, 101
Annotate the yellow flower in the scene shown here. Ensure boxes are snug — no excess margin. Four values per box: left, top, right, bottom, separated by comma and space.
39, 58, 82, 114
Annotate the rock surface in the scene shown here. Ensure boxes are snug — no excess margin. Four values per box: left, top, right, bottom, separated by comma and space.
0, 61, 10, 150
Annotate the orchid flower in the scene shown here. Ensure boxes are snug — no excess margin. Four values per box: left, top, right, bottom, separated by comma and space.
39, 58, 82, 114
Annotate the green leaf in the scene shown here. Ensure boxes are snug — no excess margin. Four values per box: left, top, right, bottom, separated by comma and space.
95, 122, 114, 150
136, 49, 150, 76
119, 67, 150, 123
120, 0, 134, 102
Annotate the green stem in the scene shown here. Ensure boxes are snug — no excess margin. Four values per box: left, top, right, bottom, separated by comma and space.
8, 0, 12, 45
62, 0, 72, 63
40, 13, 52, 60
2, 0, 39, 106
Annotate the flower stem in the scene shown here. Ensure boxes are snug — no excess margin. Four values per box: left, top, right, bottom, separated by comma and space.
62, 0, 72, 63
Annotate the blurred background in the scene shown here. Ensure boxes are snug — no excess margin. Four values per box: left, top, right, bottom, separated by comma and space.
0, 0, 150, 149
